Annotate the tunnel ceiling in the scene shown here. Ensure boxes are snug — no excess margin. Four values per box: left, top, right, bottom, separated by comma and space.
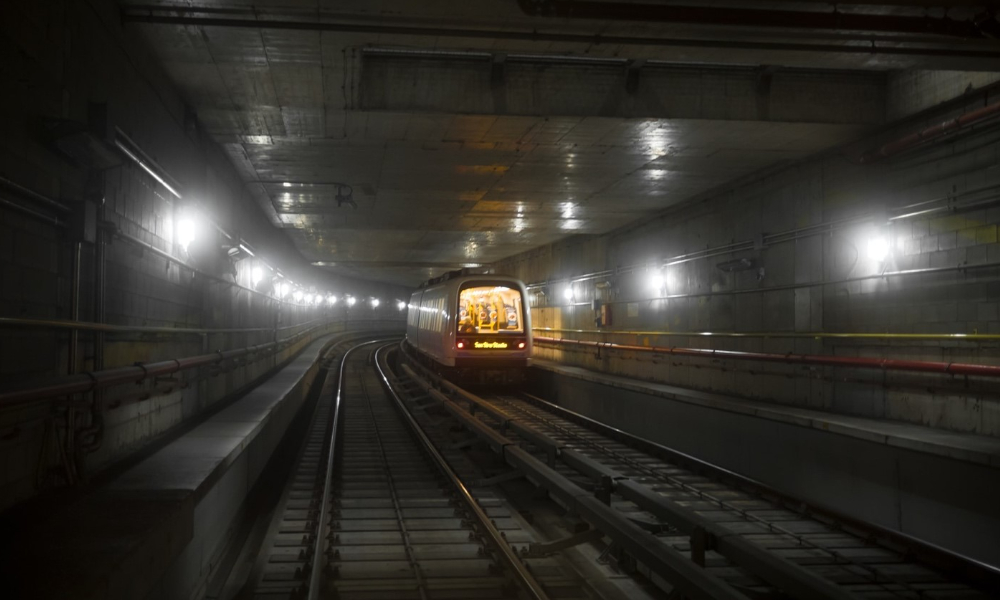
120, 0, 1000, 286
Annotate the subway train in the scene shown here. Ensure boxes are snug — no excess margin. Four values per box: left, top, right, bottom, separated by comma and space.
405, 271, 532, 383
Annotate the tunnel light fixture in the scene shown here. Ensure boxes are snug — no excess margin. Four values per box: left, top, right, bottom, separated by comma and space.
275, 281, 288, 298
397, 300, 407, 311
371, 298, 380, 308
648, 270, 666, 292
251, 267, 264, 287
563, 286, 575, 302
867, 237, 890, 262
346, 296, 356, 306
176, 211, 198, 252
293, 290, 304, 303
282, 182, 292, 187
327, 294, 337, 305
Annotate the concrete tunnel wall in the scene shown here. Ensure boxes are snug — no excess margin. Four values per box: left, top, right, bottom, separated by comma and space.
0, 0, 409, 512
495, 77, 1000, 439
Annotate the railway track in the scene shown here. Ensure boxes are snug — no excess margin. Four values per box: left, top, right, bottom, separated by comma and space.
235, 339, 604, 600
397, 346, 1000, 600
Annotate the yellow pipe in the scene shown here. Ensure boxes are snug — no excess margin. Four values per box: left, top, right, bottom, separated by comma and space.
532, 327, 1000, 341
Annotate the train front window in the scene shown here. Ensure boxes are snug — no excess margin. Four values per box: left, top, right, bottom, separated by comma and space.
457, 285, 524, 334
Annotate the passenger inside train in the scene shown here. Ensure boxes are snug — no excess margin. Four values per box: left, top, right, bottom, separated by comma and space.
457, 285, 524, 334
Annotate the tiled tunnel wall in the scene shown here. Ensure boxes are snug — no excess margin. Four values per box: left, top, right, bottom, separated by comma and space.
497, 84, 1000, 439
0, 0, 408, 510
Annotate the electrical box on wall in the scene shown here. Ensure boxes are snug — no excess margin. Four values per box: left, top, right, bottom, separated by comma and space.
71, 200, 97, 244
594, 301, 612, 327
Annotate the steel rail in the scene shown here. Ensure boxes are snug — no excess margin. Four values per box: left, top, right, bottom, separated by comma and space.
500, 397, 914, 599
426, 374, 860, 599
514, 392, 1000, 597
306, 338, 395, 600
398, 359, 750, 600
359, 358, 431, 600
534, 335, 1000, 378
397, 344, 999, 597
374, 345, 551, 600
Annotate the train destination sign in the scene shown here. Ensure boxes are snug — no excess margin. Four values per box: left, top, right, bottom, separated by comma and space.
474, 341, 508, 349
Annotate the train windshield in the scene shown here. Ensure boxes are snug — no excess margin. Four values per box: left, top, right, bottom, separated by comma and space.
457, 285, 524, 334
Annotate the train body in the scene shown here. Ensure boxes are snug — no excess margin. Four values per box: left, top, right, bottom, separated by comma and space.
406, 273, 531, 380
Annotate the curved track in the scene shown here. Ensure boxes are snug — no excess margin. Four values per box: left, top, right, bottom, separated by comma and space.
236, 339, 583, 600
397, 344, 1000, 600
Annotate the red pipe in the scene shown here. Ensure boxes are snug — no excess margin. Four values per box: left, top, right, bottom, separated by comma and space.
534, 336, 1000, 378
861, 100, 1000, 163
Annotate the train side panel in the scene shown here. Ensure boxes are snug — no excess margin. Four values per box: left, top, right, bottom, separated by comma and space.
405, 289, 424, 348
415, 282, 456, 366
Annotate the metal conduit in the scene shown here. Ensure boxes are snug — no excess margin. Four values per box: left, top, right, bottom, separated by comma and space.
0, 175, 72, 213
544, 259, 1000, 305
120, 13, 1000, 60
516, 0, 996, 39
533, 327, 1000, 341
0, 322, 333, 407
0, 315, 331, 335
0, 197, 65, 228
534, 335, 1000, 378
523, 178, 1000, 294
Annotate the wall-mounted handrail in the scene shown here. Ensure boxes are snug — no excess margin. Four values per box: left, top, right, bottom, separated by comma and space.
533, 327, 1000, 342
534, 335, 1000, 378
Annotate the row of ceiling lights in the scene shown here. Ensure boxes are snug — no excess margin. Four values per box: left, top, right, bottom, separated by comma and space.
117, 132, 401, 310
175, 207, 407, 310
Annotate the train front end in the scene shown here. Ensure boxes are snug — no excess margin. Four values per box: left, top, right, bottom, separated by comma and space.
453, 278, 532, 376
